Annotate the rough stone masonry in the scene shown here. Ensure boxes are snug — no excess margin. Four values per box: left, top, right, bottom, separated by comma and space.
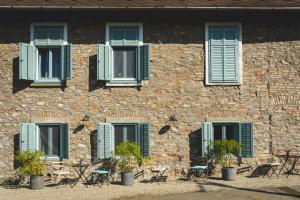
0, 10, 299, 181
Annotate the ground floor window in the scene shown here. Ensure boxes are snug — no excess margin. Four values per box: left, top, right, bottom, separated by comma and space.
39, 125, 61, 157
202, 122, 253, 158
113, 124, 137, 149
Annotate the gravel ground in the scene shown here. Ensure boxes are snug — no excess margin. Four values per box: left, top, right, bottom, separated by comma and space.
0, 175, 299, 200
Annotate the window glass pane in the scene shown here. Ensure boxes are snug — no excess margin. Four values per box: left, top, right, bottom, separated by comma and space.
51, 126, 60, 156
213, 125, 223, 140
226, 125, 236, 140
39, 126, 49, 156
114, 49, 123, 78
39, 125, 60, 157
39, 48, 49, 78
52, 48, 61, 78
114, 125, 124, 148
113, 47, 136, 79
34, 26, 64, 40
126, 125, 136, 143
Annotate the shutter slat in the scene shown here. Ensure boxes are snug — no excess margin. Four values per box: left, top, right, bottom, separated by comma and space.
97, 44, 112, 81
138, 123, 150, 157
201, 122, 213, 157
19, 43, 36, 80
240, 123, 253, 158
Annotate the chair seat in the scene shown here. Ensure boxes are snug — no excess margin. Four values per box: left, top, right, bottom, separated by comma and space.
152, 167, 167, 172
264, 163, 281, 166
191, 166, 208, 170
93, 170, 109, 174
52, 171, 70, 176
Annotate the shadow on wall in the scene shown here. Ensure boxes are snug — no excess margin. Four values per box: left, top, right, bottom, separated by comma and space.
13, 133, 20, 170
12, 57, 31, 94
189, 128, 203, 165
90, 130, 97, 164
88, 54, 106, 92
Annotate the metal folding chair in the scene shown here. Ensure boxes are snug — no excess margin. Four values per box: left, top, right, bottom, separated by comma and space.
51, 162, 72, 186
188, 157, 209, 182
255, 154, 281, 179
150, 167, 168, 183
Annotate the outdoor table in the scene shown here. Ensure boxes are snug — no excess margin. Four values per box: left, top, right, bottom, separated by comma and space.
71, 163, 90, 188
277, 154, 300, 177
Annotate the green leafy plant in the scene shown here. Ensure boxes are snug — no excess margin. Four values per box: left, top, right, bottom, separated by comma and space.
210, 140, 242, 168
15, 151, 45, 177
115, 141, 145, 173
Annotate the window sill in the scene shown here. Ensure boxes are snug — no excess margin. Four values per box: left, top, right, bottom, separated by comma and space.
106, 82, 143, 87
205, 82, 242, 86
30, 82, 65, 87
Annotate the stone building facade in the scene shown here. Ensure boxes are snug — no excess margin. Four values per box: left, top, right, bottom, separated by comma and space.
0, 9, 300, 181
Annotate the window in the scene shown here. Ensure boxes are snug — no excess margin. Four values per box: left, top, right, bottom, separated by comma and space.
39, 125, 61, 157
205, 23, 242, 85
96, 122, 150, 159
202, 122, 253, 158
19, 23, 72, 83
19, 123, 69, 160
96, 23, 150, 85
113, 124, 137, 149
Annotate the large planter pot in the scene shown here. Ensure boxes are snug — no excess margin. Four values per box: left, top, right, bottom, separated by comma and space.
221, 167, 236, 181
30, 176, 44, 190
121, 172, 134, 186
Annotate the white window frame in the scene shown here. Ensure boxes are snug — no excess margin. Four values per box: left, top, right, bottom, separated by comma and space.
36, 123, 63, 161
105, 22, 143, 86
205, 22, 243, 86
112, 123, 138, 151
30, 22, 68, 83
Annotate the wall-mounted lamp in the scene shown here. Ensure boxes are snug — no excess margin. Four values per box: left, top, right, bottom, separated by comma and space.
82, 114, 90, 122
169, 114, 178, 122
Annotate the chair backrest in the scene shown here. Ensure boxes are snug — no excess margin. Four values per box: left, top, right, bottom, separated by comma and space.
257, 154, 274, 164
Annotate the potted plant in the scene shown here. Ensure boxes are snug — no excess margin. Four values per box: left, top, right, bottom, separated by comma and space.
115, 141, 144, 186
210, 140, 241, 181
15, 151, 45, 190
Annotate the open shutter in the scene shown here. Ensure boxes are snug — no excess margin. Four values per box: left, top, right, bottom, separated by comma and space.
19, 43, 36, 80
63, 44, 72, 80
138, 44, 150, 81
96, 123, 113, 159
19, 123, 36, 152
97, 44, 112, 81
224, 28, 239, 82
61, 123, 70, 159
201, 122, 213, 157
138, 123, 150, 157
240, 123, 253, 157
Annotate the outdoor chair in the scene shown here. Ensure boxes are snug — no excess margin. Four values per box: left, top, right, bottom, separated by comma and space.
188, 157, 209, 182
150, 166, 168, 183
51, 162, 72, 186
91, 160, 111, 187
254, 154, 281, 179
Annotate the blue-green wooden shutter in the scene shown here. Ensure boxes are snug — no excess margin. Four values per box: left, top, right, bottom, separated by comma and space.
19, 43, 36, 80
19, 123, 36, 152
138, 44, 150, 81
96, 123, 113, 159
110, 26, 139, 46
239, 123, 253, 157
33, 26, 64, 46
61, 123, 70, 159
209, 26, 239, 83
201, 122, 213, 157
63, 44, 72, 80
224, 28, 239, 81
97, 44, 112, 81
138, 123, 150, 157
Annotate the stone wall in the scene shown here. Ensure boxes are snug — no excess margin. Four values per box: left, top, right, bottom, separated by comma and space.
0, 10, 299, 181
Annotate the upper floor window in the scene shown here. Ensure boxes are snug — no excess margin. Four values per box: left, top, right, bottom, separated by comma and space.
19, 23, 72, 84
96, 23, 150, 86
205, 23, 242, 85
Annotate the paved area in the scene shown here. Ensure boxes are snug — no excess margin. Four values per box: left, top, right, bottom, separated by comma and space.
0, 175, 299, 200
118, 187, 300, 200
